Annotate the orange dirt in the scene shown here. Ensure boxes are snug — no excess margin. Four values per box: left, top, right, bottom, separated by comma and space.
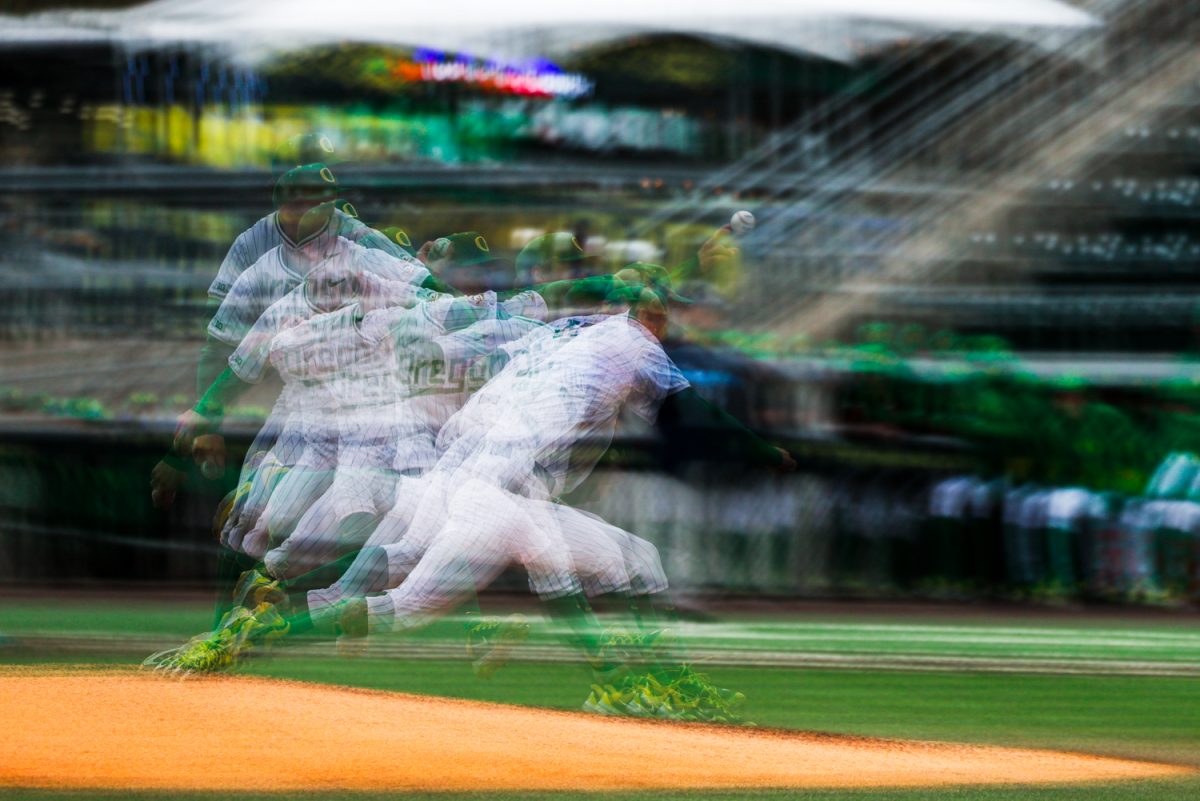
1, 668, 1191, 792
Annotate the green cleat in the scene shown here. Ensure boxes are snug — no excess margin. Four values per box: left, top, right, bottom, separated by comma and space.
172, 632, 239, 673
660, 666, 749, 724
581, 684, 619, 716
582, 681, 640, 717
582, 673, 680, 719
146, 603, 290, 676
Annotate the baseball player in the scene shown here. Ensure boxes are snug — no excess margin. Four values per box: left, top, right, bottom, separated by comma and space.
192, 249, 447, 537
255, 288, 550, 580
165, 200, 438, 623
154, 253, 777, 690
153, 162, 434, 498
354, 284, 787, 717
151, 141, 429, 489
229, 280, 791, 716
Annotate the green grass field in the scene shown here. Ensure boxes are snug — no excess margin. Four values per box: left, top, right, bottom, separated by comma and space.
2, 595, 1198, 801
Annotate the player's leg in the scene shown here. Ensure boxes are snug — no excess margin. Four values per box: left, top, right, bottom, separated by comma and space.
262, 471, 445, 637
363, 486, 526, 636
484, 492, 629, 678
209, 421, 296, 627
242, 435, 337, 561
262, 473, 382, 580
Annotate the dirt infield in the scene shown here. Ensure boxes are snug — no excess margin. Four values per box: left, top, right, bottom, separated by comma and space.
0, 668, 1191, 792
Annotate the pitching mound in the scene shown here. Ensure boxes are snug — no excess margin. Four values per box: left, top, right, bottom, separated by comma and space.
0, 669, 1190, 792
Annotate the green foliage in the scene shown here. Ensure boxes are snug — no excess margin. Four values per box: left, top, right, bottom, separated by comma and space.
126, 392, 159, 409
41, 395, 109, 420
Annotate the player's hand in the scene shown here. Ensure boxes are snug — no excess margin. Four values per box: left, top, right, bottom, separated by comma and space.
774, 447, 797, 473
172, 409, 212, 457
698, 225, 739, 273
150, 459, 184, 509
193, 433, 226, 480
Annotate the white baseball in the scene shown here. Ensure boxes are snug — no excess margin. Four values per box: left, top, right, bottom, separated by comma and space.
429, 237, 453, 261
730, 210, 756, 235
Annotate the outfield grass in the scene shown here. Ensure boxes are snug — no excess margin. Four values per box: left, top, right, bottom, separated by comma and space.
1, 596, 1198, 800
6, 597, 1200, 666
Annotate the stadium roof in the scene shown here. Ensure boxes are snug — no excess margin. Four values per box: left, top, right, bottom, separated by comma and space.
0, 0, 1100, 62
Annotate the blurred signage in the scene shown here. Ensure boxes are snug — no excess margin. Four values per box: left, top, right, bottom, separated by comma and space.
367, 51, 592, 99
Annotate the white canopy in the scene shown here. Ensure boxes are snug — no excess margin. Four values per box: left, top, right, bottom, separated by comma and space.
2, 0, 1100, 62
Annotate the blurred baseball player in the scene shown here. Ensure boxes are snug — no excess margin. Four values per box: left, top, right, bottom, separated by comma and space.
147, 260, 621, 644
349, 282, 788, 719
254, 288, 547, 581
150, 137, 428, 498
156, 182, 437, 623
174, 274, 792, 721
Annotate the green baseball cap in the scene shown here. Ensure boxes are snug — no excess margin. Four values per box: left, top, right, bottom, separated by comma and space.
439, 231, 499, 267
613, 262, 692, 305
436, 232, 515, 292
273, 163, 342, 210
379, 226, 417, 257
516, 232, 590, 275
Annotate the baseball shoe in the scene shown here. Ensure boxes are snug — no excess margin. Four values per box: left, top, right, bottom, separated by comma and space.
582, 683, 637, 717
141, 609, 253, 671
150, 606, 257, 674
153, 603, 290, 675
171, 631, 240, 674
466, 614, 530, 679
581, 674, 666, 719
578, 668, 747, 723
662, 666, 748, 724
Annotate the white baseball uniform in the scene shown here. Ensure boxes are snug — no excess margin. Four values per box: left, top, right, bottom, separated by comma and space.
364, 313, 687, 631
209, 229, 430, 532
222, 264, 439, 558
263, 294, 552, 578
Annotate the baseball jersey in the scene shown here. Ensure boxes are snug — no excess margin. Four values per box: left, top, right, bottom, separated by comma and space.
439, 312, 690, 495
208, 234, 431, 347
228, 269, 439, 386
361, 292, 543, 426
209, 209, 419, 300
